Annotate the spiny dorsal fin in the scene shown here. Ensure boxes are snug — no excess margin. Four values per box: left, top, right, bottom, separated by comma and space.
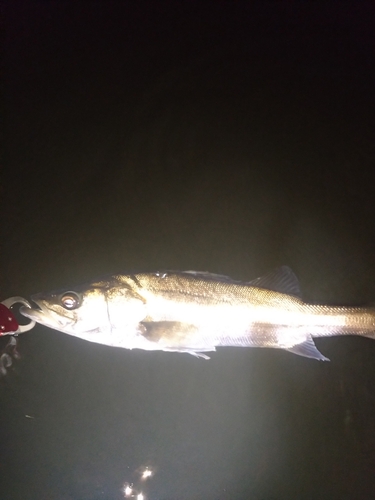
248, 266, 302, 298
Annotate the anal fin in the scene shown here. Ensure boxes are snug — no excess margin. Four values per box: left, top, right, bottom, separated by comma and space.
287, 337, 330, 361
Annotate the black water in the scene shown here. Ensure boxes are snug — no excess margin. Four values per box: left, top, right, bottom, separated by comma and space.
2, 3, 375, 499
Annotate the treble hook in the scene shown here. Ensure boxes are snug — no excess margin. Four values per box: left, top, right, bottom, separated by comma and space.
0, 297, 36, 377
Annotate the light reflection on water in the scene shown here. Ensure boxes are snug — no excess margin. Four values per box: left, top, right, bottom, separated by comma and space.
123, 466, 154, 499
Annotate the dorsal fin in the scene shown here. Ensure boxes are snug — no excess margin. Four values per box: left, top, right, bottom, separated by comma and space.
248, 266, 302, 298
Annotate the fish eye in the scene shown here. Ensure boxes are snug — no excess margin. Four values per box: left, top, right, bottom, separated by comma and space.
60, 292, 81, 310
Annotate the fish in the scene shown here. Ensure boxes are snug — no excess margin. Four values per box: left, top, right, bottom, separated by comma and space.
19, 266, 375, 360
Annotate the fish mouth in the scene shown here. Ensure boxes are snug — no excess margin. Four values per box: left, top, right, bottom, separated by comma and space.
20, 298, 50, 323
20, 295, 76, 332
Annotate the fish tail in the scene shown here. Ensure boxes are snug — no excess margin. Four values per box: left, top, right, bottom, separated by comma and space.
341, 308, 375, 340
289, 307, 375, 361
311, 307, 375, 340
351, 309, 375, 339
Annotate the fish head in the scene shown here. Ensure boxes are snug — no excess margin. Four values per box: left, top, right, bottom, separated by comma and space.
20, 283, 110, 337
20, 275, 146, 348
19, 277, 147, 344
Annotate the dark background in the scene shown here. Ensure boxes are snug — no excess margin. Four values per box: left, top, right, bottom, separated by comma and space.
2, 2, 375, 499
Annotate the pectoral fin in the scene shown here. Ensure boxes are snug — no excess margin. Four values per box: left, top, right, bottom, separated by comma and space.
287, 337, 330, 361
162, 346, 213, 359
140, 321, 199, 343
140, 321, 215, 358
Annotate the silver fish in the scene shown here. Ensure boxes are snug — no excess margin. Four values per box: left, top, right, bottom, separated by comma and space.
20, 266, 375, 360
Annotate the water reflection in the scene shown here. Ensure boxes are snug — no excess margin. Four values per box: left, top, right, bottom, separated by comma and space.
123, 466, 154, 499
123, 484, 133, 496
123, 483, 145, 500
141, 467, 153, 480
